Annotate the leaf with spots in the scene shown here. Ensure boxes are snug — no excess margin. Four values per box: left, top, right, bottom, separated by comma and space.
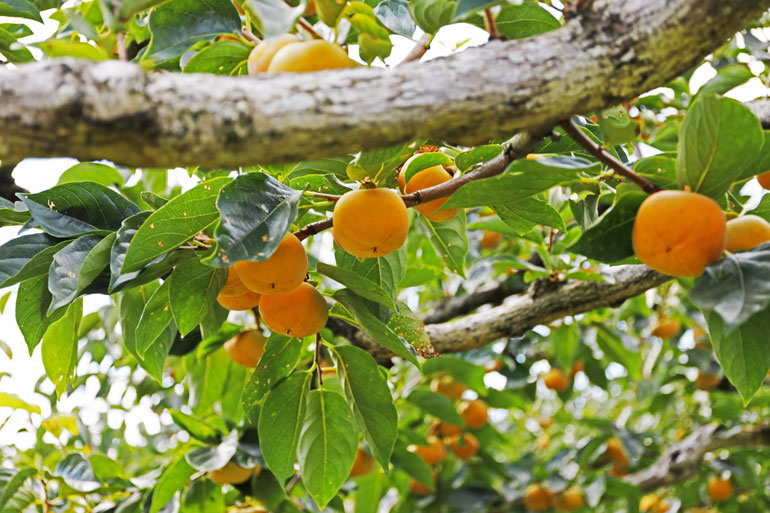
122, 177, 231, 273
168, 258, 226, 336
387, 301, 431, 353
242, 334, 302, 409
48, 234, 113, 312
297, 388, 359, 508
41, 298, 83, 397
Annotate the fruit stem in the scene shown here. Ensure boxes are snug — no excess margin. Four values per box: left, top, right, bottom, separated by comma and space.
561, 118, 661, 195
401, 33, 432, 64
483, 10, 500, 40
297, 18, 324, 41
242, 28, 261, 45
302, 190, 342, 201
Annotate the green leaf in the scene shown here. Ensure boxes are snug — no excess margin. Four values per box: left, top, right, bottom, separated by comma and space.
0, 233, 62, 287
298, 389, 359, 508
317, 262, 397, 310
117, 0, 169, 20
150, 453, 196, 513
334, 245, 406, 300
346, 143, 414, 185
595, 328, 641, 380
706, 306, 770, 404
696, 64, 754, 98
118, 282, 159, 362
135, 281, 176, 381
243, 0, 306, 39
0, 0, 42, 22
416, 214, 468, 277
401, 152, 453, 186
58, 163, 124, 187
184, 40, 251, 75
242, 334, 301, 407
259, 371, 312, 482
493, 196, 565, 235
204, 173, 301, 267
406, 389, 464, 425
632, 155, 679, 190
691, 243, 770, 330
332, 289, 419, 366
16, 273, 66, 354
392, 441, 434, 489
19, 182, 140, 238
496, 3, 560, 40
454, 145, 503, 172
181, 478, 224, 513
373, 0, 415, 37
169, 410, 223, 443
342, 2, 393, 64
36, 39, 110, 60
332, 345, 398, 470
0, 26, 34, 63
552, 324, 579, 372
0, 392, 40, 414
186, 430, 239, 471
596, 105, 637, 145
677, 94, 764, 198
41, 299, 83, 397
48, 234, 110, 312
422, 356, 486, 390
453, 0, 502, 21
187, 347, 229, 415
168, 258, 226, 336
144, 0, 241, 64
387, 301, 431, 352
0, 197, 31, 226
122, 177, 230, 273
0, 468, 36, 513
408, 0, 455, 34
569, 189, 646, 263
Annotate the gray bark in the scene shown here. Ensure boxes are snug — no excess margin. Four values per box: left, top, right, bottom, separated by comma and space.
0, 0, 767, 168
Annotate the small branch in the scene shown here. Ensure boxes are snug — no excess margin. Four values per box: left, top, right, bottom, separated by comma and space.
116, 32, 127, 62
297, 18, 324, 40
483, 9, 501, 40
302, 190, 341, 201
560, 118, 661, 194
242, 28, 261, 45
400, 33, 432, 64
294, 217, 333, 241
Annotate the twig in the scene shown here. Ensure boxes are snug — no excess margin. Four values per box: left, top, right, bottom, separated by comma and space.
400, 33, 432, 64
116, 32, 127, 61
483, 9, 500, 40
242, 28, 261, 44
303, 191, 342, 201
297, 18, 324, 40
561, 118, 661, 194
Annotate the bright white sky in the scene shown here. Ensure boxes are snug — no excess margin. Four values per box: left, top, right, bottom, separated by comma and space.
0, 4, 769, 450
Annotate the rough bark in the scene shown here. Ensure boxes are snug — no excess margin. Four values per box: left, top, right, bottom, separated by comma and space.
0, 0, 767, 168
624, 424, 770, 491
342, 264, 669, 357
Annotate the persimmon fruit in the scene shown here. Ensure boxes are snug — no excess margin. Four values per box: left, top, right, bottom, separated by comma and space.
695, 371, 721, 391
543, 368, 570, 392
248, 34, 301, 75
480, 230, 503, 249
757, 171, 770, 189
640, 494, 660, 512
398, 154, 459, 222
554, 486, 584, 511
652, 318, 681, 339
724, 214, 770, 252
707, 477, 733, 501
632, 190, 725, 277
524, 483, 555, 511
410, 478, 433, 495
459, 400, 488, 430
258, 282, 329, 337
208, 461, 256, 485
268, 39, 358, 73
332, 188, 409, 258
224, 330, 267, 368
219, 266, 249, 297
433, 421, 461, 439
430, 375, 466, 401
408, 436, 446, 465
216, 289, 260, 311
349, 447, 376, 477
236, 233, 307, 295
449, 432, 479, 460
606, 437, 629, 466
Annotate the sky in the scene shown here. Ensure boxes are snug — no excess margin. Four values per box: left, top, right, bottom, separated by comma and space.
1, 4, 769, 451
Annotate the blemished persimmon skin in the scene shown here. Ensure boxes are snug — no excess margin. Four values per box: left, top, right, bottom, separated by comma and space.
459, 400, 488, 430
524, 483, 555, 511
398, 159, 459, 222
236, 233, 307, 295
725, 214, 770, 252
216, 289, 260, 311
219, 265, 248, 297
224, 330, 267, 368
332, 188, 409, 258
208, 462, 255, 485
268, 40, 358, 73
449, 432, 479, 460
349, 447, 376, 477
258, 282, 329, 337
248, 34, 301, 75
757, 171, 770, 190
632, 190, 726, 278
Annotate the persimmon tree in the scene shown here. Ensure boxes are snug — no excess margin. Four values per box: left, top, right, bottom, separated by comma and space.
2, 0, 770, 512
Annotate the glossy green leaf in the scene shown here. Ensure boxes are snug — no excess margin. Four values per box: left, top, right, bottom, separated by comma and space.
48, 234, 109, 312
186, 431, 239, 471
387, 300, 431, 352
184, 40, 251, 75
493, 196, 565, 235
422, 356, 485, 390
696, 64, 754, 98
298, 388, 359, 508
373, 0, 415, 37
392, 441, 434, 489
334, 245, 406, 300
346, 143, 414, 185
122, 177, 230, 273
41, 299, 83, 397
596, 105, 637, 145
454, 145, 503, 172
187, 347, 230, 416
58, 163, 124, 187
243, 0, 306, 39
169, 410, 223, 443
408, 0, 455, 34
204, 173, 301, 267
36, 39, 110, 60
333, 345, 398, 469
406, 389, 464, 425
0, 468, 36, 513
54, 453, 100, 492
401, 152, 453, 185
135, 281, 176, 381
416, 214, 468, 277
19, 182, 140, 238
0, 392, 40, 414
317, 262, 397, 310
259, 371, 312, 482
242, 334, 301, 407
0, 0, 42, 22
0, 26, 34, 63
16, 273, 66, 354
149, 453, 196, 513
168, 258, 226, 335
181, 478, 224, 513
0, 233, 62, 287
496, 3, 560, 39
118, 282, 159, 362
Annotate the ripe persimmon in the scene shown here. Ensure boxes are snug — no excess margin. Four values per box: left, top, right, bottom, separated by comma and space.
268, 40, 358, 73
757, 171, 770, 190
398, 154, 458, 222
236, 233, 307, 295
258, 282, 328, 337
480, 230, 503, 249
433, 421, 461, 439
632, 190, 725, 277
707, 477, 733, 501
652, 318, 681, 339
208, 461, 256, 485
608, 464, 628, 477
524, 483, 555, 511
725, 214, 770, 252
409, 478, 433, 495
248, 34, 301, 75
216, 289, 260, 311
408, 436, 446, 465
554, 486, 584, 511
640, 494, 661, 512
349, 447, 376, 477
332, 188, 409, 258
449, 432, 479, 460
459, 400, 488, 430
430, 375, 465, 401
224, 330, 267, 368
606, 437, 629, 466
543, 368, 570, 392
695, 371, 721, 391
219, 266, 248, 297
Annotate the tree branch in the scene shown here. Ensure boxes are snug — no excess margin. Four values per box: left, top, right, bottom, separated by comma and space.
624, 424, 770, 492
0, 0, 766, 168
422, 273, 527, 325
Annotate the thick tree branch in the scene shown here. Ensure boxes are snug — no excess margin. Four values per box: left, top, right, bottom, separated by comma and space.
624, 424, 770, 492
422, 274, 527, 325
0, 0, 766, 168
341, 264, 669, 356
